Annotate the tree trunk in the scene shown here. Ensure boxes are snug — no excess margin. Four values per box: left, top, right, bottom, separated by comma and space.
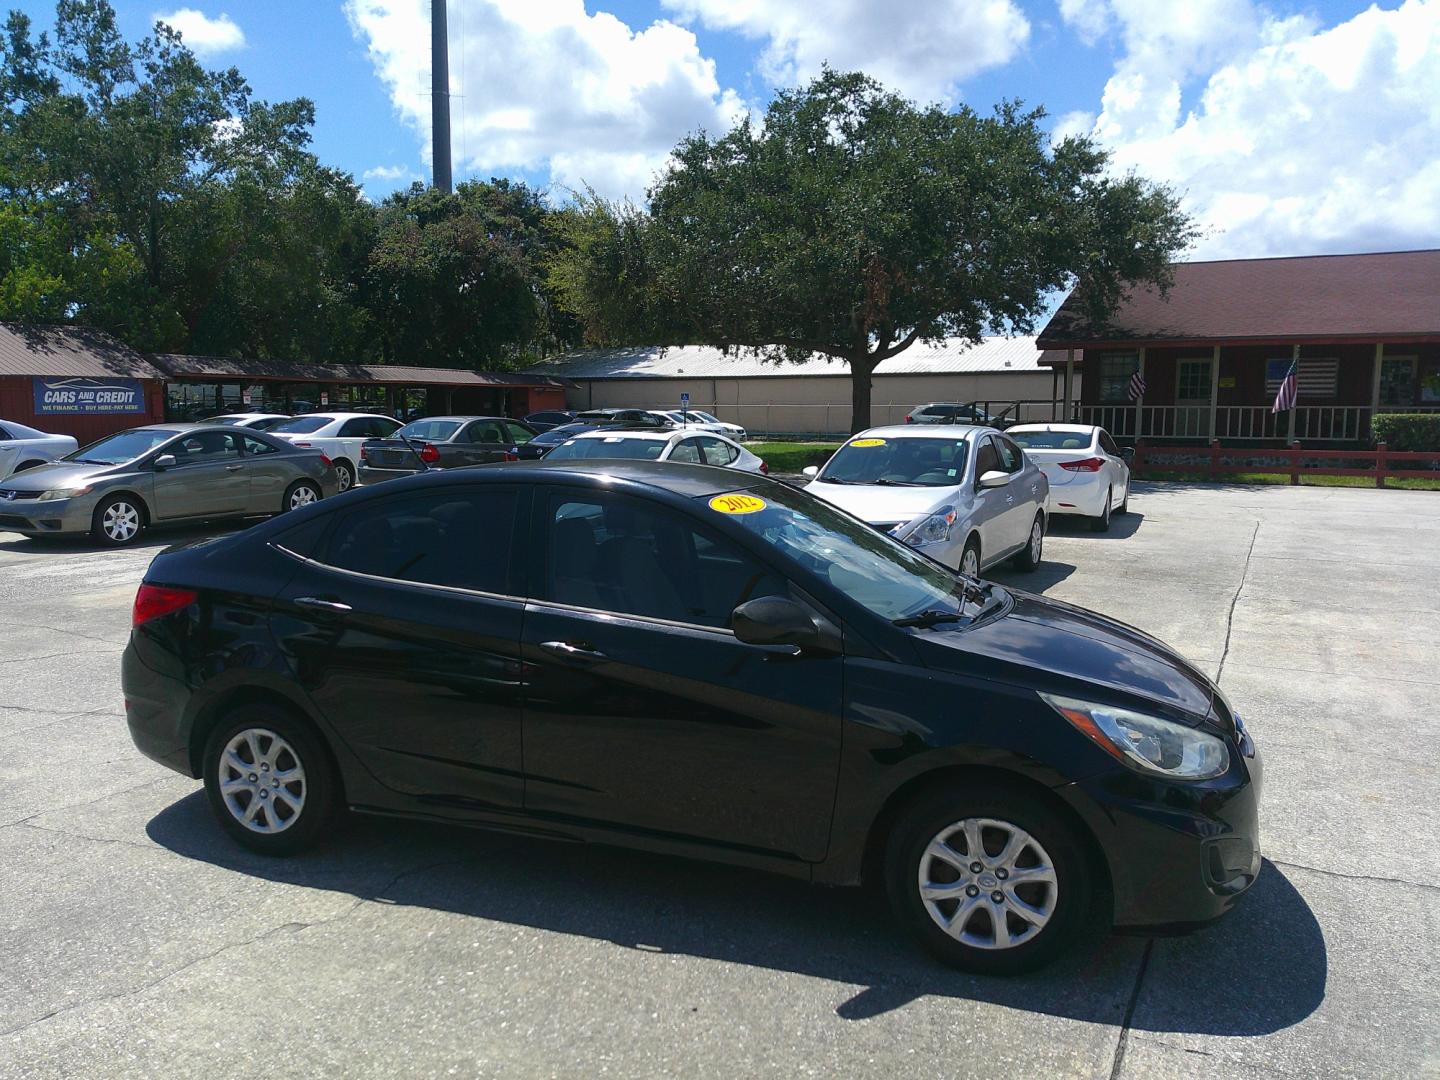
849, 353, 878, 433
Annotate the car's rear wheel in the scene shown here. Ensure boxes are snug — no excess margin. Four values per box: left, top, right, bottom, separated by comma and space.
1011, 512, 1044, 571
1090, 488, 1112, 533
958, 536, 981, 578
202, 704, 341, 855
283, 479, 321, 512
884, 785, 1097, 974
91, 495, 145, 546
333, 460, 355, 492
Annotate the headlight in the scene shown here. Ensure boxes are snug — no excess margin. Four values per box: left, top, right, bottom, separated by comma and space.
38, 486, 93, 501
1041, 693, 1228, 780
898, 506, 957, 547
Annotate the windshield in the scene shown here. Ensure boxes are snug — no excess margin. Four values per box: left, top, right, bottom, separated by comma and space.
1009, 430, 1093, 450
395, 420, 461, 441
67, 428, 175, 465
208, 416, 246, 425
269, 415, 335, 434
544, 437, 667, 461
535, 423, 601, 444
819, 436, 969, 487
716, 484, 979, 622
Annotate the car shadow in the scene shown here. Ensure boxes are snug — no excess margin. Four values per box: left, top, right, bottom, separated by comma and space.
0, 520, 251, 555
147, 793, 1324, 1035
988, 560, 1077, 593
1045, 510, 1145, 540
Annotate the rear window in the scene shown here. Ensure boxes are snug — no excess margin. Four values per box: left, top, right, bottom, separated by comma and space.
270, 415, 335, 434
1009, 430, 1094, 450
544, 437, 668, 461
395, 420, 462, 441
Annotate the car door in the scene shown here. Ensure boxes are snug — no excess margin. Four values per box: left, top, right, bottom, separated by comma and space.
520, 487, 845, 861
994, 433, 1041, 550
969, 435, 1013, 565
149, 430, 249, 520
239, 434, 292, 512
456, 420, 510, 466
270, 485, 529, 808
1099, 429, 1130, 504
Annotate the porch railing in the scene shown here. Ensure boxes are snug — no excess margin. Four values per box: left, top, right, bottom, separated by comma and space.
1134, 441, 1440, 486
1079, 404, 1414, 442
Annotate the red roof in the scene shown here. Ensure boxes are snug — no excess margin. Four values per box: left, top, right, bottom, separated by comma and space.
1038, 249, 1440, 352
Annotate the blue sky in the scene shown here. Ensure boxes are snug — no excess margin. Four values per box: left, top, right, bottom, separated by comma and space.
11, 1, 1440, 259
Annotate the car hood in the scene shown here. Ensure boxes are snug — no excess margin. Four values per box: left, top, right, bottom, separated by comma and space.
0, 460, 121, 490
806, 481, 959, 525
914, 589, 1216, 720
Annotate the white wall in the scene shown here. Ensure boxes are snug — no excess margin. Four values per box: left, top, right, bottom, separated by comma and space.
568, 370, 1071, 434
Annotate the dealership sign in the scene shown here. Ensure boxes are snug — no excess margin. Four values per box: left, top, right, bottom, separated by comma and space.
33, 377, 146, 415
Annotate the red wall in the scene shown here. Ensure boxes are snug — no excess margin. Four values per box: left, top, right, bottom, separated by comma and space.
0, 376, 166, 445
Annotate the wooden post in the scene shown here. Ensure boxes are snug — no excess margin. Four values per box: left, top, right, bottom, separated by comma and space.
1209, 344, 1221, 440
1290, 440, 1301, 486
1064, 349, 1074, 422
1209, 438, 1221, 481
1370, 342, 1384, 441
1135, 347, 1146, 440
1287, 343, 1299, 443
1376, 442, 1387, 489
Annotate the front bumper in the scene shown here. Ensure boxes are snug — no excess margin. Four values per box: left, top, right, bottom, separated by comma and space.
0, 493, 99, 535
1056, 744, 1264, 928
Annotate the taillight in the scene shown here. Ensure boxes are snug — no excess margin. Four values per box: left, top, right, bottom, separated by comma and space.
503, 449, 519, 462
420, 443, 441, 464
1059, 457, 1105, 472
758, 460, 769, 475
359, 446, 368, 462
904, 415, 913, 423
319, 453, 333, 468
294, 441, 312, 448
132, 584, 197, 627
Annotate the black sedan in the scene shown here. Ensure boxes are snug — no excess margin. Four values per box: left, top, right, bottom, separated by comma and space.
522, 409, 577, 433
123, 462, 1261, 973
357, 416, 541, 482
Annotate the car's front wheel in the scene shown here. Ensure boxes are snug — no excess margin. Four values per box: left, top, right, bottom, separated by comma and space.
1011, 512, 1044, 571
202, 705, 341, 855
884, 785, 1098, 973
91, 494, 145, 546
958, 536, 981, 578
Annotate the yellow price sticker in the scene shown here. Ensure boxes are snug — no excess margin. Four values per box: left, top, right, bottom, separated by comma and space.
849, 438, 886, 448
709, 493, 768, 515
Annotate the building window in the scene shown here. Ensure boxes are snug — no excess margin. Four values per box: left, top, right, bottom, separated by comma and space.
1098, 353, 1139, 403
1379, 356, 1416, 406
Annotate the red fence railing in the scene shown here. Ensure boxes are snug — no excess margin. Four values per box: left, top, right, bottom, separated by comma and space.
1133, 441, 1440, 487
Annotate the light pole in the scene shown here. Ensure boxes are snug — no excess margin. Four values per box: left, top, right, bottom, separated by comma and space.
431, 0, 452, 192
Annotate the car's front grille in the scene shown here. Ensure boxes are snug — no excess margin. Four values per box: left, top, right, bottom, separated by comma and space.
0, 489, 42, 500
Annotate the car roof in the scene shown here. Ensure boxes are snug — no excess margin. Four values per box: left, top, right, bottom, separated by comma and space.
401, 415, 508, 424
367, 459, 766, 499
564, 428, 680, 442
849, 424, 989, 440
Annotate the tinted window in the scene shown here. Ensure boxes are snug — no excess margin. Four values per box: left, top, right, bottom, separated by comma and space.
243, 435, 279, 456
544, 437, 667, 461
669, 438, 703, 464
270, 415, 335, 434
320, 489, 519, 594
996, 437, 1022, 472
273, 515, 330, 559
698, 437, 738, 466
339, 418, 373, 437
503, 422, 535, 445
819, 436, 969, 487
171, 431, 241, 464
396, 420, 462, 442
1099, 431, 1121, 456
466, 421, 506, 444
248, 417, 287, 432
0, 425, 12, 440
974, 438, 1001, 477
543, 493, 785, 627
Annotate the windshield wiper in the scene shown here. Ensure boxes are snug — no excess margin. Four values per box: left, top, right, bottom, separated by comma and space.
816, 476, 850, 483
892, 609, 968, 628
872, 479, 921, 487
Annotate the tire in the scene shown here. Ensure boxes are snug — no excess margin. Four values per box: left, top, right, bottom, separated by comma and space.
333, 460, 355, 492
883, 784, 1098, 974
202, 704, 342, 855
1117, 483, 1129, 516
1090, 488, 1112, 533
90, 494, 145, 546
282, 479, 322, 513
958, 535, 981, 579
1011, 512, 1044, 571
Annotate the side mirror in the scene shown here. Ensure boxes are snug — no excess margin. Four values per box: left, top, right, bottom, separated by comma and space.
1121, 447, 1136, 462
732, 597, 841, 655
153, 454, 177, 471
802, 465, 819, 478
978, 469, 1010, 488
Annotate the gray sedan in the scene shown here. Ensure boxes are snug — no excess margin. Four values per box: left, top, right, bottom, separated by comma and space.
0, 424, 338, 546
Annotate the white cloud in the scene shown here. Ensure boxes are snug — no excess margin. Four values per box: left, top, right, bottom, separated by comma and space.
1060, 0, 1440, 258
362, 164, 418, 183
155, 8, 246, 55
344, 0, 746, 201
661, 0, 1030, 105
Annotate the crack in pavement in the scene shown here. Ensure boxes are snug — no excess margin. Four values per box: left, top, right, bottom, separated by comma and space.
0, 776, 172, 831
0, 707, 122, 741
1215, 520, 1261, 687
1124, 1033, 1309, 1079
0, 650, 121, 667
1107, 938, 1154, 1080
1270, 857, 1439, 893
3, 623, 129, 647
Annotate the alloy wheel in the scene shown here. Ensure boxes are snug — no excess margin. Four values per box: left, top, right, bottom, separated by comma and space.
289, 484, 318, 509
1029, 520, 1043, 563
103, 501, 140, 543
960, 546, 980, 577
218, 728, 307, 834
335, 464, 353, 491
917, 817, 1059, 950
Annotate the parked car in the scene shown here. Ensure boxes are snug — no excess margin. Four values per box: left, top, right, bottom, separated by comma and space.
0, 424, 337, 545
802, 426, 1047, 578
522, 409, 577, 433
0, 419, 78, 481
267, 413, 402, 491
905, 403, 998, 426
122, 461, 1262, 973
542, 427, 767, 473
660, 410, 748, 442
574, 408, 677, 427
1006, 424, 1132, 532
207, 413, 292, 432
358, 416, 540, 483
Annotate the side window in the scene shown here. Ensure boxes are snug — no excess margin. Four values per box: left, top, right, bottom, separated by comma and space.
172, 431, 241, 464
974, 437, 1001, 478
542, 492, 785, 627
0, 425, 12, 440
319, 489, 520, 594
503, 422, 534, 445
996, 437, 1023, 473
469, 422, 505, 444
366, 418, 398, 438
669, 438, 704, 464
699, 437, 738, 466
339, 418, 371, 437
243, 435, 278, 456
1099, 431, 1121, 456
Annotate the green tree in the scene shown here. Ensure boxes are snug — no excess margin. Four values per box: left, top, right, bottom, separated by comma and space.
551, 69, 1197, 432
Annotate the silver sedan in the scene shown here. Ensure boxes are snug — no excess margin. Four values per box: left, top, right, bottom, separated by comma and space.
802, 425, 1049, 577
0, 424, 338, 546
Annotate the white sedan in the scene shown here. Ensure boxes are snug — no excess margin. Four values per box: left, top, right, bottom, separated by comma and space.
661, 410, 748, 442
0, 420, 79, 481
540, 428, 767, 473
207, 413, 292, 432
267, 412, 402, 491
1006, 423, 1131, 532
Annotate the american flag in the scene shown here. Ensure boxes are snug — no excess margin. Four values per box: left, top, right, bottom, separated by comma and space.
1272, 361, 1298, 413
1128, 371, 1147, 401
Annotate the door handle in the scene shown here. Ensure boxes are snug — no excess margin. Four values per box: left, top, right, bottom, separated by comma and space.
225, 464, 244, 472
540, 640, 607, 664
293, 596, 353, 614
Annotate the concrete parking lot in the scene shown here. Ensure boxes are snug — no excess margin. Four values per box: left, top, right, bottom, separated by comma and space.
1, 483, 1437, 1078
